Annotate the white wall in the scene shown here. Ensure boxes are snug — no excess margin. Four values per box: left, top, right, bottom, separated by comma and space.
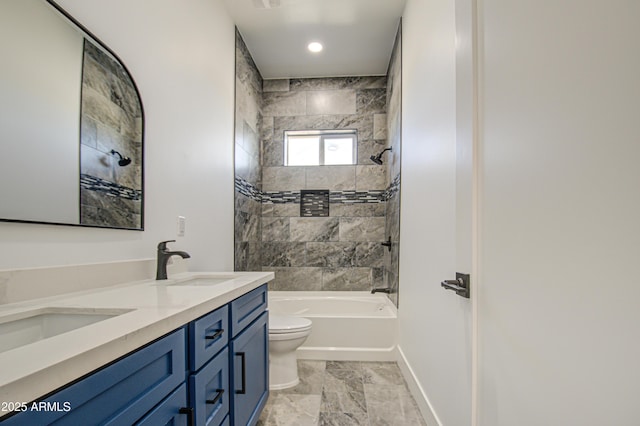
0, 0, 236, 272
399, 1, 471, 425
477, 0, 640, 424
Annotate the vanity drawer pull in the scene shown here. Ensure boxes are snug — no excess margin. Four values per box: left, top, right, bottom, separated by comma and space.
206, 389, 224, 405
235, 352, 246, 394
179, 407, 194, 425
205, 329, 224, 340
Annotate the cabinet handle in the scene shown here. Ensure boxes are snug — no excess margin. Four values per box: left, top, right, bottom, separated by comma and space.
235, 352, 246, 394
205, 329, 224, 340
179, 407, 194, 426
206, 389, 224, 405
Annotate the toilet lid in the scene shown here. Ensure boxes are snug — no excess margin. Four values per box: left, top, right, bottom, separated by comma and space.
269, 314, 312, 333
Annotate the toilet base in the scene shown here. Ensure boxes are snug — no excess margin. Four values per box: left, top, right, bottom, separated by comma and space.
269, 377, 299, 390
269, 347, 301, 390
268, 315, 312, 390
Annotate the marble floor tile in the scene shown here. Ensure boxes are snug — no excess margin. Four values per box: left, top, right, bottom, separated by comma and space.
319, 411, 369, 426
279, 360, 326, 395
321, 390, 367, 416
326, 361, 362, 371
361, 362, 406, 386
323, 368, 365, 394
258, 360, 427, 426
364, 384, 427, 426
260, 394, 321, 426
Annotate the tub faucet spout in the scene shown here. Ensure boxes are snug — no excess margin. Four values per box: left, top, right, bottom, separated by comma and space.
156, 240, 190, 280
371, 288, 391, 294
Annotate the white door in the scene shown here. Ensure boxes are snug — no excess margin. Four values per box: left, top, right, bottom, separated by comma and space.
398, 0, 474, 425
476, 0, 640, 424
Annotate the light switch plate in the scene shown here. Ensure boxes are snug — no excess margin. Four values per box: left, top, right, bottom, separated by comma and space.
177, 216, 186, 237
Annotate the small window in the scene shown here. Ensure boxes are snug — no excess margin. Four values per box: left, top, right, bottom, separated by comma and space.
284, 130, 357, 166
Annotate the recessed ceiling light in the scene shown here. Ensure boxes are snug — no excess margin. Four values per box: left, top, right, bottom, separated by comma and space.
307, 42, 323, 53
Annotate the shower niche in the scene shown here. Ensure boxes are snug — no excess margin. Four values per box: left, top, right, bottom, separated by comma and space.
300, 190, 330, 217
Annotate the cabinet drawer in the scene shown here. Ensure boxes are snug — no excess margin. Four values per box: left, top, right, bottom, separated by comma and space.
230, 284, 267, 337
189, 347, 229, 426
189, 305, 229, 371
136, 383, 188, 426
2, 328, 186, 426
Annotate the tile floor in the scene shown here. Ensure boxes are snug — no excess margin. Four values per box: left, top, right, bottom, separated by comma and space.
257, 360, 427, 426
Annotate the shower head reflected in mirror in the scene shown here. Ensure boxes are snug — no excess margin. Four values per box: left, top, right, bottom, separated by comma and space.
370, 147, 392, 165
110, 149, 132, 167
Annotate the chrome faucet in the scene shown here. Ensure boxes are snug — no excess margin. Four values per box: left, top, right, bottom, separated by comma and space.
156, 240, 190, 280
371, 287, 391, 294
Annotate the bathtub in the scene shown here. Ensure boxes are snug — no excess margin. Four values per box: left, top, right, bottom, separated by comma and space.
268, 291, 397, 361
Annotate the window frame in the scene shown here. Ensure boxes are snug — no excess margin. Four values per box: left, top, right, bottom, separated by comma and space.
284, 129, 357, 166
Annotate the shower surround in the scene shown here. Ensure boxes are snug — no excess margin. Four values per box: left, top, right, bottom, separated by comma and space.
234, 29, 401, 305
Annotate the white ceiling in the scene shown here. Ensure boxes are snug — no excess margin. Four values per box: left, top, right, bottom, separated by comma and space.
222, 0, 406, 80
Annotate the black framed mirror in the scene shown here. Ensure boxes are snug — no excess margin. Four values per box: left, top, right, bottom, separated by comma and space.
0, 0, 144, 230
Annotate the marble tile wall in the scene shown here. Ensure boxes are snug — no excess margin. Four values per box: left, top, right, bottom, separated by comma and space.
80, 40, 143, 229
233, 29, 402, 302
234, 29, 263, 271
261, 75, 389, 292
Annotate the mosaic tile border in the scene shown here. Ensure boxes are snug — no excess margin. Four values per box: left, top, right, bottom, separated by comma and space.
80, 174, 142, 201
329, 190, 384, 204
234, 175, 400, 205
235, 176, 263, 201
381, 173, 401, 201
263, 190, 300, 204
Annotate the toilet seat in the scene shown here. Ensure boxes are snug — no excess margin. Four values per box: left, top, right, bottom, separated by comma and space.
269, 314, 312, 334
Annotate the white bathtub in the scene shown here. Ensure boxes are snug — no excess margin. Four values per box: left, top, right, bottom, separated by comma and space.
268, 291, 398, 361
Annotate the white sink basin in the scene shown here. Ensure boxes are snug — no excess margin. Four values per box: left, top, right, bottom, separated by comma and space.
164, 276, 238, 287
0, 307, 133, 353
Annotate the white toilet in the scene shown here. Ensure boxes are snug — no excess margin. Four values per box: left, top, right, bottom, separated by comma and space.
268, 314, 312, 390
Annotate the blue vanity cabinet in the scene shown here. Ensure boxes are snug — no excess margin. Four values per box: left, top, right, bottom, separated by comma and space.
0, 285, 269, 426
229, 285, 269, 426
1, 328, 187, 426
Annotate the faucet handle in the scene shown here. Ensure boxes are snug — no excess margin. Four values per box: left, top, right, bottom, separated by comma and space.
158, 240, 176, 250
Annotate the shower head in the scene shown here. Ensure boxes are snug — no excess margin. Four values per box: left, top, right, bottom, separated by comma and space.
110, 150, 132, 167
369, 155, 383, 165
370, 147, 392, 165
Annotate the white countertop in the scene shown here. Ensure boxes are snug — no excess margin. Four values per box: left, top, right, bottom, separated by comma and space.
0, 271, 273, 405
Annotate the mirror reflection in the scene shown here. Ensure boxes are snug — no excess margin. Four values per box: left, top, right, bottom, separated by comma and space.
0, 0, 144, 230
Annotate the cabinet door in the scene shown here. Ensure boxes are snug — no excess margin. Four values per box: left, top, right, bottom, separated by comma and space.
190, 347, 229, 426
0, 329, 186, 426
230, 311, 269, 426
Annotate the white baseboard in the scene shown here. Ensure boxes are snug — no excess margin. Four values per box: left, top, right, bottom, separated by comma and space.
396, 345, 442, 426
